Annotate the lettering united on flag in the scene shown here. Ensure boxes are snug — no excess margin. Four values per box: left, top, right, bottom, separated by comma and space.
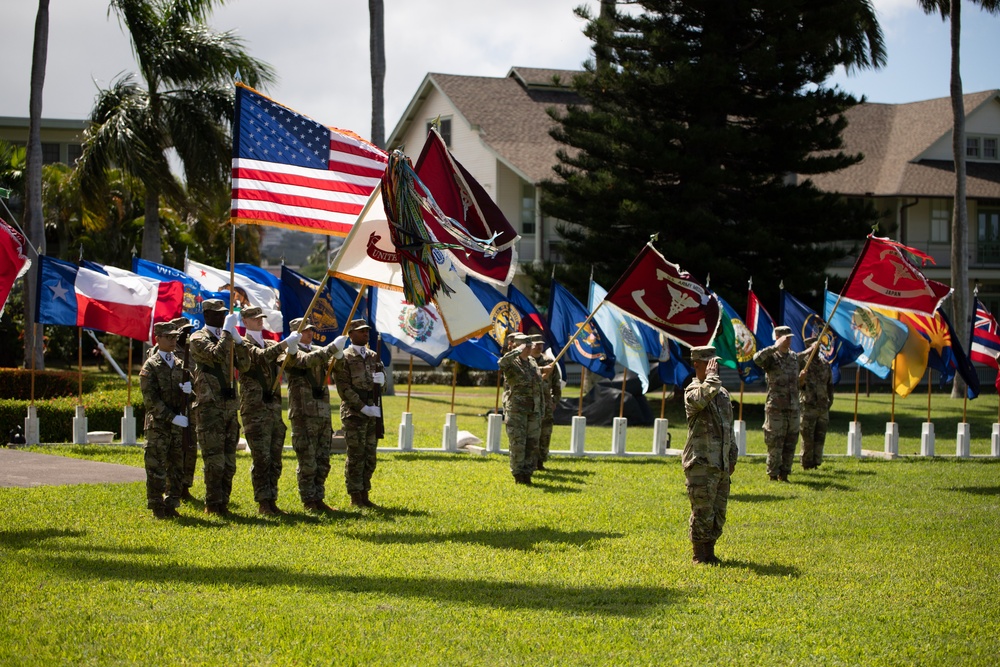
231, 85, 388, 235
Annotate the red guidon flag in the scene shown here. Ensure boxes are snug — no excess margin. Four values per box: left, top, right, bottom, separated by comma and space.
842, 235, 952, 316
604, 244, 721, 348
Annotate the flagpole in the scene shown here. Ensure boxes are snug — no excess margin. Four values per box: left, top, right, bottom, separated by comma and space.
619, 372, 626, 418
853, 364, 860, 422
325, 284, 368, 384
30, 323, 38, 407
551, 300, 607, 367
450, 362, 458, 413
660, 383, 666, 420
408, 355, 415, 413
926, 369, 931, 423
890, 360, 896, 423
578, 366, 586, 418
270, 267, 335, 394
739, 379, 744, 422
127, 341, 133, 406
228, 224, 237, 391
77, 326, 83, 405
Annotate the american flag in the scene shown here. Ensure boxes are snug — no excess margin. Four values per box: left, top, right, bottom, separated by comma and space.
231, 85, 388, 235
970, 297, 1000, 369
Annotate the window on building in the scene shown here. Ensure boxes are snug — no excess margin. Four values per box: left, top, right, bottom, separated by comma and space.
930, 200, 950, 243
967, 136, 981, 159
978, 207, 1000, 263
984, 137, 998, 161
426, 117, 451, 147
67, 144, 82, 165
520, 183, 536, 235
41, 143, 60, 164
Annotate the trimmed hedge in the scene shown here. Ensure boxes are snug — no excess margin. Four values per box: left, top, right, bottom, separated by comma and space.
0, 368, 97, 400
0, 388, 145, 444
392, 370, 499, 387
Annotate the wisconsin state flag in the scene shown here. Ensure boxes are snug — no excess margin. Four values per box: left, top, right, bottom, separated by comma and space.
842, 235, 951, 316
604, 244, 720, 348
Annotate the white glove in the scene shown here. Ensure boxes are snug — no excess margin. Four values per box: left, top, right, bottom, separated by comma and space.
333, 335, 350, 350
283, 332, 301, 354
372, 371, 385, 386
223, 313, 243, 343
325, 342, 344, 360
178, 381, 192, 394
171, 414, 189, 428
360, 405, 381, 418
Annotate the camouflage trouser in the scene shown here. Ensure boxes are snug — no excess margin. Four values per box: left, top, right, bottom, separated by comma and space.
144, 424, 184, 510
343, 415, 378, 494
799, 407, 829, 468
195, 403, 240, 508
685, 463, 731, 543
504, 406, 540, 477
539, 417, 553, 463
291, 416, 333, 503
180, 426, 197, 489
764, 408, 800, 477
243, 404, 286, 503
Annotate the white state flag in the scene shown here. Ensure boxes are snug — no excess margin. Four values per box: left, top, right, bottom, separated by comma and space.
330, 189, 491, 344
590, 281, 651, 393
185, 258, 283, 336
372, 288, 451, 366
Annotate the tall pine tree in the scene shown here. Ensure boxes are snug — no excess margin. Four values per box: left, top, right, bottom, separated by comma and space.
543, 0, 885, 312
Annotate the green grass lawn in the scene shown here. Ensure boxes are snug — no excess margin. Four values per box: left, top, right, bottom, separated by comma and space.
2, 386, 999, 665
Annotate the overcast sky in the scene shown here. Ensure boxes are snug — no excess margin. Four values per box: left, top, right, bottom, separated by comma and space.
2, 0, 999, 143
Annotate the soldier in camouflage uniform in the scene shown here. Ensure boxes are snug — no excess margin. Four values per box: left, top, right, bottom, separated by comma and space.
285, 317, 345, 513
500, 332, 545, 485
683, 346, 737, 565
798, 336, 834, 470
332, 319, 385, 508
753, 325, 800, 482
530, 334, 560, 471
139, 321, 192, 519
188, 299, 241, 516
234, 306, 300, 516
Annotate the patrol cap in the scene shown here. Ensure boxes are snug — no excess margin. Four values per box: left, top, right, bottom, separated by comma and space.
510, 332, 530, 345
528, 334, 545, 344
202, 299, 227, 313
169, 316, 194, 332
289, 317, 317, 332
690, 345, 717, 362
153, 321, 179, 337
774, 326, 793, 338
804, 335, 819, 346
241, 306, 264, 319
347, 319, 370, 333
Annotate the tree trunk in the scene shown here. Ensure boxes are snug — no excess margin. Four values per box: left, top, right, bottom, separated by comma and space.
141, 185, 162, 262
23, 0, 49, 370
369, 0, 385, 149
949, 0, 968, 398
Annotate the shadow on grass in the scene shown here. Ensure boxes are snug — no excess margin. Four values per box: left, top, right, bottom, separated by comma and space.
791, 480, 853, 492
351, 526, 621, 552
0, 527, 86, 549
391, 453, 494, 464
350, 506, 431, 520
948, 485, 1000, 496
720, 559, 801, 578
729, 494, 790, 503
824, 468, 877, 477
38, 554, 680, 616
538, 468, 596, 479
531, 481, 583, 494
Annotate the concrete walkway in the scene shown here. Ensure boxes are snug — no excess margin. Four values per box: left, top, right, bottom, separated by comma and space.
0, 447, 145, 488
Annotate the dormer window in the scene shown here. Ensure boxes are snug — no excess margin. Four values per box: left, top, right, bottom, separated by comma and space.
967, 135, 998, 161
427, 117, 452, 147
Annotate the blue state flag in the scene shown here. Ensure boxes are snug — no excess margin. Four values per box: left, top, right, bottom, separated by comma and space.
635, 318, 694, 386
446, 336, 500, 370
468, 277, 522, 349
133, 257, 228, 330
508, 284, 548, 337
590, 281, 651, 392
548, 280, 616, 379
825, 291, 908, 379
781, 290, 862, 384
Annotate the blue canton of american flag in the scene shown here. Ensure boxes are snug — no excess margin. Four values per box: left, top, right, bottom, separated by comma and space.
231, 85, 387, 235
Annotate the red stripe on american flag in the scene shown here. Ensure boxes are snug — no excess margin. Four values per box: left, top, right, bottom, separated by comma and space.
233, 188, 365, 216
233, 167, 375, 197
330, 136, 388, 162
327, 159, 386, 180
231, 208, 354, 234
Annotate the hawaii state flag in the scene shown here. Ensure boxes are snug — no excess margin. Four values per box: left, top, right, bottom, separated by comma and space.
548, 280, 616, 379
413, 129, 519, 287
37, 255, 160, 341
230, 85, 387, 235
842, 235, 952, 316
0, 219, 30, 317
970, 297, 1000, 369
604, 243, 721, 348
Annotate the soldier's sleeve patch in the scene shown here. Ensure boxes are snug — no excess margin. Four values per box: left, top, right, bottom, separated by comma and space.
139, 366, 151, 377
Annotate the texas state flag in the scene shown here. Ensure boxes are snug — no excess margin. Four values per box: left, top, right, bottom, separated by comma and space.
36, 255, 162, 341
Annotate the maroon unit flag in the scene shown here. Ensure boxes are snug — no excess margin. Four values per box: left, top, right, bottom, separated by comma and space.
413, 130, 519, 287
604, 244, 721, 348
0, 219, 31, 317
842, 235, 952, 317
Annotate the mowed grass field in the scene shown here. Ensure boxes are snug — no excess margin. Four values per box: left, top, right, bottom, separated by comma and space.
2, 385, 999, 665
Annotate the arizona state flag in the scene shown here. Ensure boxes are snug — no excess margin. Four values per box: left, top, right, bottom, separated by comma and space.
842, 235, 951, 316
604, 244, 721, 348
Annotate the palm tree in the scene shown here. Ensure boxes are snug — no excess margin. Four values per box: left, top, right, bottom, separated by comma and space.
369, 0, 385, 148
918, 0, 1000, 397
23, 0, 49, 369
77, 0, 273, 264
